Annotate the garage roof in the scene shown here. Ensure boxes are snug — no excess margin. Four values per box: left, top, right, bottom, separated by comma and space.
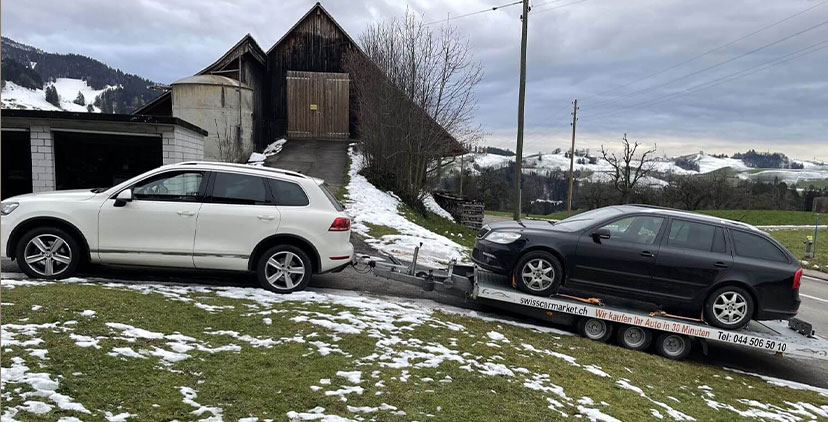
1, 109, 208, 136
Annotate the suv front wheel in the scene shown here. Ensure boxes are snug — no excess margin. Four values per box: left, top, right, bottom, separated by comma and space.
256, 245, 312, 293
16, 227, 81, 280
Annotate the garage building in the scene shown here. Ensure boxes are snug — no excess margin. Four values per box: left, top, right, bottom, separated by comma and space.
1, 109, 207, 200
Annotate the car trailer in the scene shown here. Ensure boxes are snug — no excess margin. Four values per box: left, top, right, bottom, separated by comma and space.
354, 245, 828, 362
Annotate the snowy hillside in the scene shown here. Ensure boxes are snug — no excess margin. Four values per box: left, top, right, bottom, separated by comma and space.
1, 78, 117, 112
452, 150, 828, 186
343, 146, 468, 267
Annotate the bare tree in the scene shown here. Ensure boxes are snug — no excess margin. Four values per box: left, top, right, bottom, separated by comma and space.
600, 134, 657, 203
664, 175, 708, 210
345, 10, 483, 209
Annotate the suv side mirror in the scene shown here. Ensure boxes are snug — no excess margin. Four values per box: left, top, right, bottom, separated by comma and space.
114, 189, 133, 207
591, 228, 611, 243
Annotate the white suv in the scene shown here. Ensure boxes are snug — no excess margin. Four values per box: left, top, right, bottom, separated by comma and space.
0, 162, 353, 293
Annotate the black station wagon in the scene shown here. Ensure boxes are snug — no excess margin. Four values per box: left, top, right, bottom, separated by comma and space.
472, 205, 802, 329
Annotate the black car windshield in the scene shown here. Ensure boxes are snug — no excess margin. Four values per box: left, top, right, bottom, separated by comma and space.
551, 207, 623, 232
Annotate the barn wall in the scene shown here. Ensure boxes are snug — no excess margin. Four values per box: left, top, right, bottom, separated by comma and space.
266, 9, 357, 141
240, 56, 268, 149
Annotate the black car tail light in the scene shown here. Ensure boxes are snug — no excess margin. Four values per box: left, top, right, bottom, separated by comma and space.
793, 268, 802, 289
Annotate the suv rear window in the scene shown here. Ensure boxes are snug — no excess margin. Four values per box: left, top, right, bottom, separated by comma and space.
268, 179, 309, 206
730, 230, 788, 263
319, 184, 345, 211
211, 172, 270, 205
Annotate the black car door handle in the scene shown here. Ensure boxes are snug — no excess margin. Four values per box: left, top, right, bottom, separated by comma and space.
714, 262, 730, 268
640, 251, 654, 257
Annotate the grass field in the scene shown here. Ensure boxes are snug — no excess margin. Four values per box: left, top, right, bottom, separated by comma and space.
696, 210, 822, 226
3, 278, 827, 421
401, 205, 477, 250
769, 229, 827, 270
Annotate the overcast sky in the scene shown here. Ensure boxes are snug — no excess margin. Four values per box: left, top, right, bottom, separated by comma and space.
3, 0, 828, 160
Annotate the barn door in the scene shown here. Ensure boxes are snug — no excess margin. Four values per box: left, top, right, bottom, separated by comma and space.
287, 71, 349, 139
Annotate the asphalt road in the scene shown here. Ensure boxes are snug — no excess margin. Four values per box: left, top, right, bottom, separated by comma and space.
799, 276, 828, 334
2, 258, 828, 388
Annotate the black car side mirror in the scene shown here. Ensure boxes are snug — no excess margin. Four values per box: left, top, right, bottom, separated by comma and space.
591, 228, 611, 243
114, 189, 133, 207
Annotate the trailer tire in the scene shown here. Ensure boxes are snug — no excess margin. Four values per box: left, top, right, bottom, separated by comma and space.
616, 325, 653, 351
514, 251, 563, 296
655, 333, 692, 360
577, 317, 613, 343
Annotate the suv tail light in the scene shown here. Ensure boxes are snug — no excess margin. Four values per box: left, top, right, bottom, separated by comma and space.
793, 267, 803, 289
329, 217, 351, 231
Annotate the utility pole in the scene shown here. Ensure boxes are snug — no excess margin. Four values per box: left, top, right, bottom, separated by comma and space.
513, 0, 530, 221
566, 99, 578, 216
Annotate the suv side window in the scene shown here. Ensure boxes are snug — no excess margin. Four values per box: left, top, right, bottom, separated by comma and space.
600, 216, 664, 245
667, 220, 725, 253
132, 171, 204, 202
210, 172, 270, 205
268, 178, 309, 206
730, 230, 788, 263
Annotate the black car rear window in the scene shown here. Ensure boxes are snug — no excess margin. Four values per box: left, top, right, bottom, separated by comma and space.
667, 220, 725, 253
730, 230, 788, 263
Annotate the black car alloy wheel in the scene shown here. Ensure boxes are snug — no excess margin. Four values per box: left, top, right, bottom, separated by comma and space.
704, 286, 755, 330
514, 251, 562, 296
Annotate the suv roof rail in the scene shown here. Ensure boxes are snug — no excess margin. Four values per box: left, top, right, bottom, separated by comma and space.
173, 161, 306, 179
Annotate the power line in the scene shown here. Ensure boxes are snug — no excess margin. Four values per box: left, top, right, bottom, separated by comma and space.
585, 17, 828, 113
424, 1, 522, 26
590, 0, 828, 100
532, 0, 591, 15
583, 38, 828, 120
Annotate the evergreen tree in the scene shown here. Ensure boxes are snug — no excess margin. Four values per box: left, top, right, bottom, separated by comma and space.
86, 104, 95, 112
74, 91, 85, 106
44, 85, 60, 107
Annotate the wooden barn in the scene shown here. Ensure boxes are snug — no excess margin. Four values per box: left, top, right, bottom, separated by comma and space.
137, 2, 444, 153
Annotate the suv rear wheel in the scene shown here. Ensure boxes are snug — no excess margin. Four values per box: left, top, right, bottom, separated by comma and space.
256, 245, 312, 293
704, 285, 754, 330
16, 227, 81, 280
514, 251, 563, 296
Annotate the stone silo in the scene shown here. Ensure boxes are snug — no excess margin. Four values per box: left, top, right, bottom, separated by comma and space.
170, 75, 254, 161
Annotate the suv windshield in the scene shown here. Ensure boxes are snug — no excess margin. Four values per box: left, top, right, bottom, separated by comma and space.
551, 207, 623, 232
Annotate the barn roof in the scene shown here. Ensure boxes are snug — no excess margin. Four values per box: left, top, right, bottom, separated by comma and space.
265, 2, 360, 55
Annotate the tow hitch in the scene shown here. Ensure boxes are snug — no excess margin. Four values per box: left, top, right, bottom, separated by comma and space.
352, 243, 475, 297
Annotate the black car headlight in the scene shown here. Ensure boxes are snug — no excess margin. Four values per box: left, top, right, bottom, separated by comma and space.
0, 201, 19, 216
485, 231, 521, 244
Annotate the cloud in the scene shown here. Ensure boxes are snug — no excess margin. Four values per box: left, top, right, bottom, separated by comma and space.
4, 0, 827, 159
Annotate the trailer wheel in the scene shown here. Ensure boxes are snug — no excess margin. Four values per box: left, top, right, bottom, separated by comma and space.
616, 325, 653, 351
577, 318, 613, 343
655, 333, 692, 360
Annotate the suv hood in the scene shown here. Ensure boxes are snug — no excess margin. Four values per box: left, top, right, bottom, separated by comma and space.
6, 189, 100, 202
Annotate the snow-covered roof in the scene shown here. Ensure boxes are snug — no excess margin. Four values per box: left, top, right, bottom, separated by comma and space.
171, 75, 250, 89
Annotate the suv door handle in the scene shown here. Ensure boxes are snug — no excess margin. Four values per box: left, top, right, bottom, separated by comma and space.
257, 215, 276, 221
640, 251, 654, 258
714, 261, 730, 268
177, 210, 196, 216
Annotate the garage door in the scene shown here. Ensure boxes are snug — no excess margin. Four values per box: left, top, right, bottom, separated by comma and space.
53, 131, 162, 190
1, 129, 33, 199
